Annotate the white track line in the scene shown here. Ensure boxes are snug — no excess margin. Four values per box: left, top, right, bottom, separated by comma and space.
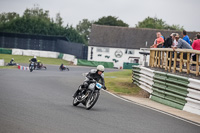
103, 90, 200, 127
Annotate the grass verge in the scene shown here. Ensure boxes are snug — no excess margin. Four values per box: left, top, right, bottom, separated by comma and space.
0, 54, 70, 68
105, 70, 142, 96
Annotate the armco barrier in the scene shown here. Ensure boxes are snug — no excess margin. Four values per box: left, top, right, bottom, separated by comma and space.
62, 54, 75, 62
12, 49, 23, 55
0, 59, 4, 66
132, 66, 200, 115
77, 59, 114, 68
0, 48, 12, 54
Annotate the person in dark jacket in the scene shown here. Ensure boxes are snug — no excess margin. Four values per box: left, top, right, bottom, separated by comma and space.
164, 33, 173, 48
29, 56, 37, 69
73, 65, 106, 98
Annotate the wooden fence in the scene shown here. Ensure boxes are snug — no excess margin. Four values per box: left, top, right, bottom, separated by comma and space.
149, 48, 200, 76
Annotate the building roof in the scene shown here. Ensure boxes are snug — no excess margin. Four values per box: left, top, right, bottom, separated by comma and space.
89, 24, 198, 49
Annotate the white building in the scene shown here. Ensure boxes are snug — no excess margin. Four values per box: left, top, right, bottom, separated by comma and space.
88, 25, 154, 68
88, 46, 149, 68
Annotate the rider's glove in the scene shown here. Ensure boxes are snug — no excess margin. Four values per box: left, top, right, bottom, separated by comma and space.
103, 86, 107, 90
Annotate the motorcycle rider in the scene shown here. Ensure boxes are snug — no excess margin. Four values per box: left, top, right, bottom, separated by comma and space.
30, 56, 37, 63
60, 63, 65, 70
29, 56, 37, 69
37, 60, 42, 68
73, 65, 106, 98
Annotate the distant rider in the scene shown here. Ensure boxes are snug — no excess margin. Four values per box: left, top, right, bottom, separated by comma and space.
29, 56, 37, 68
30, 56, 37, 63
37, 60, 41, 68
73, 65, 106, 98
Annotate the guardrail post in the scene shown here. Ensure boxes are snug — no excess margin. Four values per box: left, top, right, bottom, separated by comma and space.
158, 51, 161, 68
173, 52, 177, 73
196, 54, 199, 76
169, 51, 172, 72
165, 51, 168, 71
161, 51, 164, 68
180, 52, 183, 72
187, 53, 190, 74
155, 51, 158, 67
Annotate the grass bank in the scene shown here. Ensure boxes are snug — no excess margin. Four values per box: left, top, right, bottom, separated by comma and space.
0, 54, 70, 68
0, 54, 70, 65
105, 70, 142, 96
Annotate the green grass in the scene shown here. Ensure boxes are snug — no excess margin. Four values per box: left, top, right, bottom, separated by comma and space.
0, 54, 70, 68
105, 70, 141, 95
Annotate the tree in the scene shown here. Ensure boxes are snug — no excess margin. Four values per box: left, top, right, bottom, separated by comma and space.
55, 13, 63, 27
136, 16, 184, 31
0, 12, 19, 24
76, 19, 93, 44
94, 16, 129, 27
0, 5, 85, 44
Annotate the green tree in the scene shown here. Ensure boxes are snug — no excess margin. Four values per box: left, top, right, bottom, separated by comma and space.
0, 12, 19, 24
136, 16, 184, 31
55, 13, 63, 27
76, 19, 93, 44
0, 5, 85, 44
94, 16, 129, 27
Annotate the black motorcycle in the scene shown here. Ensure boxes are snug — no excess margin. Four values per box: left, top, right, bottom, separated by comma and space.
36, 63, 47, 70
29, 62, 35, 72
73, 79, 105, 110
59, 65, 69, 71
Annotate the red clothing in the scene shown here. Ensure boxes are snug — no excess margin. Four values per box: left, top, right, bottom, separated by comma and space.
192, 39, 200, 50
154, 37, 164, 48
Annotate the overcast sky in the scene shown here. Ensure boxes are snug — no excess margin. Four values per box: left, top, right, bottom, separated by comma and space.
0, 0, 200, 31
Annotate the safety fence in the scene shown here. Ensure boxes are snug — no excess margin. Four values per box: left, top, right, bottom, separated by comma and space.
0, 48, 12, 54
77, 59, 114, 68
18, 65, 29, 71
150, 48, 200, 76
132, 66, 200, 115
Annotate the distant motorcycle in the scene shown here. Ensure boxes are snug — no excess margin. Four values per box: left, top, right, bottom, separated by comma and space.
36, 63, 47, 70
73, 79, 105, 110
59, 65, 69, 71
29, 62, 35, 72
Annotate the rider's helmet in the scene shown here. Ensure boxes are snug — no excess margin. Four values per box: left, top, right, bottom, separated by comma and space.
12, 58, 14, 60
34, 56, 37, 58
97, 65, 104, 72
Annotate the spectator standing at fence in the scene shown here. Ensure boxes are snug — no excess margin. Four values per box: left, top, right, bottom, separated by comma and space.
171, 33, 178, 48
164, 33, 174, 48
150, 32, 164, 48
172, 33, 192, 61
182, 30, 191, 45
172, 33, 192, 50
191, 33, 200, 70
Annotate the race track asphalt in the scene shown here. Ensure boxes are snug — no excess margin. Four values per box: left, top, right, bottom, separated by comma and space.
0, 65, 199, 133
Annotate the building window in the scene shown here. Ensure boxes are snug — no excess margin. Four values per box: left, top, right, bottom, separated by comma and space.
96, 47, 109, 53
125, 49, 134, 54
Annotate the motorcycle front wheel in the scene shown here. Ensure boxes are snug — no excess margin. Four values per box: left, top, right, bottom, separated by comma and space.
86, 91, 99, 110
73, 96, 80, 106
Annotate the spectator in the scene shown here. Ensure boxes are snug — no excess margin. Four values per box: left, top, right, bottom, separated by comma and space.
150, 32, 164, 48
172, 33, 192, 61
164, 33, 174, 48
171, 33, 178, 48
182, 30, 191, 45
173, 33, 192, 50
191, 33, 200, 68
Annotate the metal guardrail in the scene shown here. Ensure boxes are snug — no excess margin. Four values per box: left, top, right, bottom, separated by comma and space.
132, 66, 200, 115
149, 48, 200, 76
